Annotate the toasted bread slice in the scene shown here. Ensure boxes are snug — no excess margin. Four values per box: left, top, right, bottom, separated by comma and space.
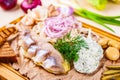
0, 42, 16, 63
0, 27, 17, 46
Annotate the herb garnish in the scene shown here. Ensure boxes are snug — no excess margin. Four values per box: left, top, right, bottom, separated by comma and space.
54, 33, 88, 63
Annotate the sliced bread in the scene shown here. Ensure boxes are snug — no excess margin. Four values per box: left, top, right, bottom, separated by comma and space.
0, 42, 17, 63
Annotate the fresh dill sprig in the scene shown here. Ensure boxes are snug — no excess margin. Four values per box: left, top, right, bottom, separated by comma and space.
54, 33, 88, 63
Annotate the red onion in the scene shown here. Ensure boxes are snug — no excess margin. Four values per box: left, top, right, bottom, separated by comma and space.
0, 0, 2, 2
21, 0, 42, 13
45, 15, 78, 38
0, 0, 17, 10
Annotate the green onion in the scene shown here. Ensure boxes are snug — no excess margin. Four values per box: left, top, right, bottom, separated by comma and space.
60, 0, 120, 32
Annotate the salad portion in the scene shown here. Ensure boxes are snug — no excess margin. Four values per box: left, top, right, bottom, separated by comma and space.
8, 4, 104, 80
74, 30, 103, 74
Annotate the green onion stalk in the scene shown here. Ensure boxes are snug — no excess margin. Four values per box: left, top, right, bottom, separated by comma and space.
61, 0, 120, 32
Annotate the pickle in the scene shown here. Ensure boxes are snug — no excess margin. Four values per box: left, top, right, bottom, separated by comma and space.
103, 70, 120, 75
115, 76, 120, 80
102, 73, 120, 80
107, 65, 120, 70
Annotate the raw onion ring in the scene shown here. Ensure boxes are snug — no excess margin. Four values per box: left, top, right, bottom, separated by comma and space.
45, 15, 79, 38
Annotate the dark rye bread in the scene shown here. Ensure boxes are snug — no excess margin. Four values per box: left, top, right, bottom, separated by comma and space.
0, 42, 17, 63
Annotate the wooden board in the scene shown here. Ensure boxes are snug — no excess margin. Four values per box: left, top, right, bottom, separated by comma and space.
0, 63, 28, 80
0, 16, 120, 80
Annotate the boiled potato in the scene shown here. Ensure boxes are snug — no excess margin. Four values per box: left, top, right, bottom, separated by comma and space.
105, 47, 120, 61
108, 40, 120, 49
98, 38, 109, 48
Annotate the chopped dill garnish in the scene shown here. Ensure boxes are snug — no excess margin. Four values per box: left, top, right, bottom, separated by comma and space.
54, 33, 88, 63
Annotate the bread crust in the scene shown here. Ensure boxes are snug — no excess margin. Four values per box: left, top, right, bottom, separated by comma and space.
0, 42, 17, 63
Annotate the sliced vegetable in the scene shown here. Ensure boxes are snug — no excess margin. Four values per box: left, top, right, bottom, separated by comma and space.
107, 65, 120, 70
0, 0, 17, 10
103, 70, 120, 75
45, 15, 77, 38
102, 65, 120, 80
102, 73, 120, 80
21, 0, 42, 13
